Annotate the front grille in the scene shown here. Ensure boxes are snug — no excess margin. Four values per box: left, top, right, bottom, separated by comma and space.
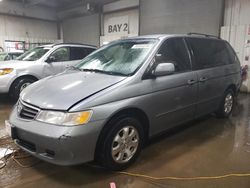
19, 101, 39, 120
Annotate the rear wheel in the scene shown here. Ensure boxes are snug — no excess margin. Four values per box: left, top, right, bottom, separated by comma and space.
9, 77, 36, 102
216, 89, 234, 118
97, 116, 144, 171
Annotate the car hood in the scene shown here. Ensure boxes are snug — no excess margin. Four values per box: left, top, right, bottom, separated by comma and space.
0, 60, 34, 69
21, 71, 127, 110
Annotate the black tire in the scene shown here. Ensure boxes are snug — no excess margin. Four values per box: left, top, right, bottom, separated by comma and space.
97, 116, 144, 171
216, 89, 235, 118
9, 77, 36, 102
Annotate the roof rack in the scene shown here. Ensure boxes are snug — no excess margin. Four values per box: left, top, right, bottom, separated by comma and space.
187, 33, 220, 39
53, 43, 97, 48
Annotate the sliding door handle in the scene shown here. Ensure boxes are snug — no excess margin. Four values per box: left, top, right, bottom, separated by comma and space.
199, 77, 208, 82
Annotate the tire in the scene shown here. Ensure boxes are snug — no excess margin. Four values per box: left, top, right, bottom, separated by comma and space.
216, 89, 235, 118
9, 77, 36, 102
97, 116, 144, 171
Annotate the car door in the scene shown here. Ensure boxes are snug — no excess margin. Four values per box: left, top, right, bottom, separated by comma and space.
186, 38, 230, 117
146, 38, 198, 134
43, 47, 70, 77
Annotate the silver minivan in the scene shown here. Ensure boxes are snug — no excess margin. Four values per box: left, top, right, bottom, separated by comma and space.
0, 43, 96, 100
7, 34, 241, 170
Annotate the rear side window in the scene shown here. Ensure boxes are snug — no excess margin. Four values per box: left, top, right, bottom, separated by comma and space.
70, 47, 95, 60
187, 38, 234, 69
85, 48, 95, 55
157, 38, 191, 73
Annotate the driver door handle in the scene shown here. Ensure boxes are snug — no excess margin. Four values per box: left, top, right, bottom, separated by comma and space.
199, 77, 208, 82
187, 79, 196, 85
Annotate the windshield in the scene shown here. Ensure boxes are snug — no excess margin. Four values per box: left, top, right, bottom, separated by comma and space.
76, 39, 157, 76
17, 47, 50, 61
0, 53, 7, 61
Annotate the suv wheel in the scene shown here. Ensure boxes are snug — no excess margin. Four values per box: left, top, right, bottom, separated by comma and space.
98, 116, 144, 171
216, 89, 234, 118
9, 77, 36, 102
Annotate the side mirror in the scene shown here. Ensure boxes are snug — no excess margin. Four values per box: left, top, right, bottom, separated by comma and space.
153, 63, 175, 77
46, 55, 56, 63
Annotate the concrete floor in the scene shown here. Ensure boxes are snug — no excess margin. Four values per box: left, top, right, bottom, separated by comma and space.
1, 94, 250, 188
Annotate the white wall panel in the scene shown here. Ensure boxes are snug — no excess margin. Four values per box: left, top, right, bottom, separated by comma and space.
101, 9, 139, 45
221, 25, 250, 92
224, 0, 250, 26
104, 9, 139, 36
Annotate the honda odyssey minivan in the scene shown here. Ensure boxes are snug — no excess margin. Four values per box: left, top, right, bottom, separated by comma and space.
6, 34, 241, 170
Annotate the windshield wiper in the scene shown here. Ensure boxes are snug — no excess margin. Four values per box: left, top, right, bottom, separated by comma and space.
81, 69, 127, 76
68, 66, 82, 71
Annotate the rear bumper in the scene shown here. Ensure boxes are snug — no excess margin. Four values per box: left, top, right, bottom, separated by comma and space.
9, 106, 106, 166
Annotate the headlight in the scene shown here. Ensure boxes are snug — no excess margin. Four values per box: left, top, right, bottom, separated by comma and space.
36, 110, 92, 126
0, 68, 13, 76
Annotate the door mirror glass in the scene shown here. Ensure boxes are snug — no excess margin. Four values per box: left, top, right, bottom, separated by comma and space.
46, 55, 56, 63
153, 63, 175, 76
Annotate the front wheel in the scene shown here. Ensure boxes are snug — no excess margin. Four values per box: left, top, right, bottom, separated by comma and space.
9, 77, 36, 102
216, 89, 235, 118
97, 116, 144, 171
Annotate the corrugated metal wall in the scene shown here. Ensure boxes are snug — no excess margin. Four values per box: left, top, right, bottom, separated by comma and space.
62, 0, 226, 46
62, 14, 100, 46
0, 15, 57, 39
140, 0, 224, 36
0, 15, 58, 51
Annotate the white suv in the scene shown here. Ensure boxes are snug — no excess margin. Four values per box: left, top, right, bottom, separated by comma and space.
0, 43, 96, 101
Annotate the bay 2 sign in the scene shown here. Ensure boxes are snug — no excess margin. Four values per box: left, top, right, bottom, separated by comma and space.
105, 16, 129, 35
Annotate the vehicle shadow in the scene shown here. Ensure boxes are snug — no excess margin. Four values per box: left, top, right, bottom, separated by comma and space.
7, 95, 247, 187
25, 114, 239, 187
0, 94, 14, 106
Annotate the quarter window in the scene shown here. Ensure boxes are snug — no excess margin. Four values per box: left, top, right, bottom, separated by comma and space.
157, 38, 191, 73
187, 38, 234, 69
70, 47, 96, 60
71, 47, 87, 60
85, 48, 95, 56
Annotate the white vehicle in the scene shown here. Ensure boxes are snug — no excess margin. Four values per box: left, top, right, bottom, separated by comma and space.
0, 43, 97, 101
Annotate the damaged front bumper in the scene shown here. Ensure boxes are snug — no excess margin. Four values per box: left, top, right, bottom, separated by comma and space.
0, 73, 16, 93
8, 107, 105, 166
